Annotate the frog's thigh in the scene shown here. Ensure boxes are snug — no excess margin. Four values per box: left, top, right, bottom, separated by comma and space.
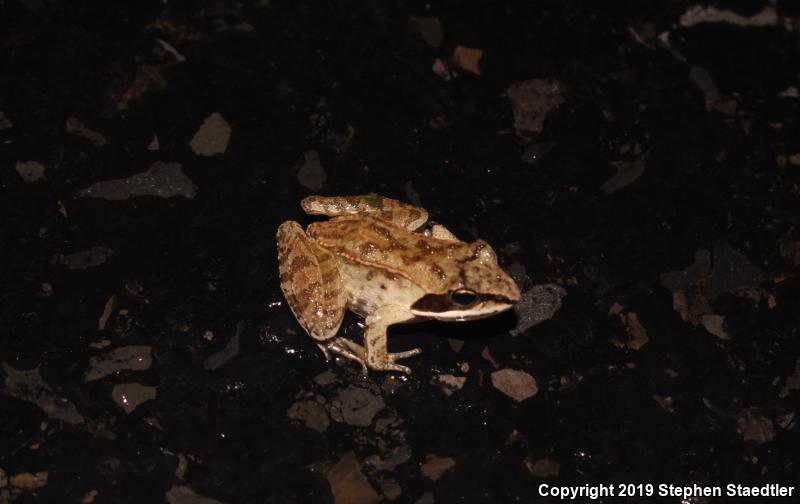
302, 194, 428, 231
277, 221, 346, 340
364, 305, 422, 374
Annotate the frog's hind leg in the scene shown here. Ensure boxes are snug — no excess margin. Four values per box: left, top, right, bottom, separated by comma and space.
301, 194, 428, 231
277, 221, 347, 341
318, 338, 368, 375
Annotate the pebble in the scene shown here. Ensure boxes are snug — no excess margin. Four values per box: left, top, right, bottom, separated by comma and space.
491, 369, 538, 402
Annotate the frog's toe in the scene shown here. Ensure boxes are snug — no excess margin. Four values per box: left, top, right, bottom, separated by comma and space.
316, 343, 332, 361
391, 348, 421, 359
380, 348, 421, 374
384, 363, 413, 375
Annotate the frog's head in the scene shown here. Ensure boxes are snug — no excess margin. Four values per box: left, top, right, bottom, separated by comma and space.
410, 240, 521, 321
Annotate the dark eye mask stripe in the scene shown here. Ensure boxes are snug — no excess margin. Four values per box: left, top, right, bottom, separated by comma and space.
411, 293, 513, 313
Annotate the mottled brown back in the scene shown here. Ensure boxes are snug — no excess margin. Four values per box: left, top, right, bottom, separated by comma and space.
308, 216, 483, 293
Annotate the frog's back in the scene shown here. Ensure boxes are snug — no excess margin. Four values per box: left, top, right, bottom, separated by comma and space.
308, 216, 471, 293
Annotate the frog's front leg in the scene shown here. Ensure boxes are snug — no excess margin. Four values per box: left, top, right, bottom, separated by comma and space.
363, 305, 422, 374
301, 194, 428, 231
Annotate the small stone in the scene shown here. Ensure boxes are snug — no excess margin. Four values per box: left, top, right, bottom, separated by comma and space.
80, 162, 196, 200
10, 472, 48, 490
165, 485, 228, 504
506, 429, 523, 445
689, 67, 720, 112
701, 313, 729, 339
364, 444, 412, 471
329, 386, 385, 427
81, 489, 99, 503
175, 453, 188, 480
144, 417, 162, 430
416, 492, 434, 504
505, 79, 564, 136
623, 312, 649, 350
420, 455, 456, 481
679, 5, 778, 28
373, 417, 396, 434
409, 17, 443, 47
600, 155, 647, 195
404, 180, 423, 207
0, 111, 12, 130
524, 457, 560, 478
776, 412, 795, 430
432, 374, 466, 396
0, 467, 7, 487
111, 383, 157, 413
326, 452, 380, 504
491, 368, 538, 402
148, 134, 160, 151
296, 150, 327, 190
520, 141, 556, 165
431, 59, 453, 81
481, 347, 499, 369
737, 410, 775, 443
15, 161, 46, 182
84, 345, 153, 382
203, 322, 243, 370
446, 339, 464, 353
381, 479, 402, 501
2, 363, 84, 424
313, 369, 337, 386
287, 400, 330, 432
41, 282, 54, 296
779, 86, 799, 98
189, 112, 231, 156
59, 246, 113, 270
780, 358, 800, 398
653, 395, 674, 413
451, 46, 483, 75
98, 296, 115, 330
66, 117, 107, 146
660, 243, 764, 326
511, 284, 566, 336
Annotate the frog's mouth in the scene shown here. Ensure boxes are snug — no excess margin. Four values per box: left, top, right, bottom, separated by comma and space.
410, 293, 515, 322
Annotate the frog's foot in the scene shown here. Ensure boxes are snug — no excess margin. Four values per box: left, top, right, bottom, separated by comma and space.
318, 337, 368, 375
364, 305, 422, 375
301, 194, 428, 231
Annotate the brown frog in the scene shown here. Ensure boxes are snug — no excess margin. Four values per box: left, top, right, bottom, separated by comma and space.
277, 194, 520, 374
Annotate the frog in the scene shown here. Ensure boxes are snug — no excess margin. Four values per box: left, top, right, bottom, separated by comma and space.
276, 194, 521, 374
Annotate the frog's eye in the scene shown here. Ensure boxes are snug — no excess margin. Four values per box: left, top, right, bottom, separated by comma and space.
449, 289, 478, 307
